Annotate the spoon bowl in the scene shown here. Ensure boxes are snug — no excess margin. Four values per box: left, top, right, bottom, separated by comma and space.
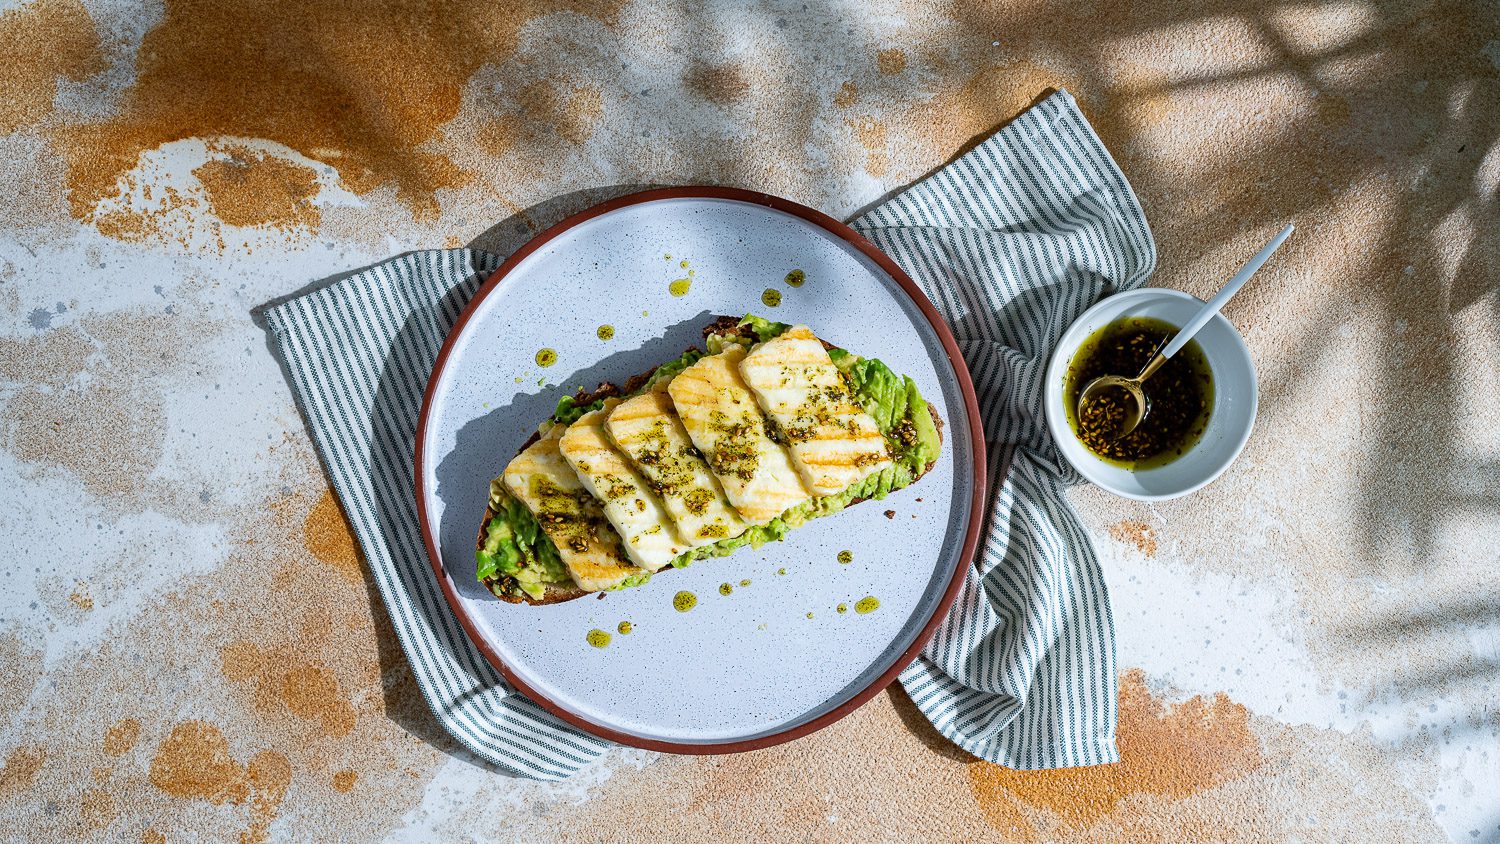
1076, 374, 1148, 438
1075, 332, 1172, 439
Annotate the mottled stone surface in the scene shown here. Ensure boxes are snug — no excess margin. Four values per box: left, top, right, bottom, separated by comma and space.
1, 0, 1495, 840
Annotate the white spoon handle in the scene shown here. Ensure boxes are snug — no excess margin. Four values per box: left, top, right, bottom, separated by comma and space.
1161, 223, 1294, 359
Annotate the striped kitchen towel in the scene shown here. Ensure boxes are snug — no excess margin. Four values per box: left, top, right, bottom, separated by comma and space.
262, 88, 1152, 778
857, 88, 1154, 767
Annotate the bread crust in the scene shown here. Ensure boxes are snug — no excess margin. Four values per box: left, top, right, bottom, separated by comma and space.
475, 318, 945, 604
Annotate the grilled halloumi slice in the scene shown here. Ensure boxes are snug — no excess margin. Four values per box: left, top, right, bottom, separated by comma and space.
502, 424, 643, 592
668, 345, 812, 524
738, 325, 893, 496
605, 389, 748, 546
559, 400, 686, 571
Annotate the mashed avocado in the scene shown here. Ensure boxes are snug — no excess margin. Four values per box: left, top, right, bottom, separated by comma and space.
476, 482, 570, 599
478, 317, 939, 599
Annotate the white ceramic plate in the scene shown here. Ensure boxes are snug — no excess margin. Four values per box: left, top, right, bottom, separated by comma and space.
1043, 288, 1258, 500
415, 187, 986, 752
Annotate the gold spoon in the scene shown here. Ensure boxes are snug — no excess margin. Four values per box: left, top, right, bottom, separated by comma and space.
1077, 224, 1294, 439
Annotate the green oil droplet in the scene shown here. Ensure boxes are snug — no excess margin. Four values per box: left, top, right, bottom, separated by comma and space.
597, 324, 614, 341
673, 591, 697, 612
617, 621, 633, 635
718, 583, 733, 596
837, 603, 848, 614
586, 629, 611, 648
785, 269, 806, 287
777, 567, 786, 576
739, 579, 751, 587
855, 596, 880, 614
805, 612, 814, 619
837, 550, 853, 564
679, 259, 689, 269
669, 278, 692, 297
761, 288, 782, 307
664, 253, 672, 260
535, 348, 557, 367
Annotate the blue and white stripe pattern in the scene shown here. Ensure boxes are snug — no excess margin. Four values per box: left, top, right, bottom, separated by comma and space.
264, 88, 1152, 777
266, 251, 612, 778
854, 89, 1155, 767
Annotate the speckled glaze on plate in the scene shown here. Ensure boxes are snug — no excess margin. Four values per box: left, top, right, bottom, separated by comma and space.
415, 187, 986, 753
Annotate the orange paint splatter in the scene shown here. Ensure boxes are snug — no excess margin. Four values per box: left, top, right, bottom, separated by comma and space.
149, 721, 251, 804
220, 642, 357, 737
687, 61, 750, 105
57, 0, 624, 235
3, 381, 166, 502
193, 144, 322, 231
0, 630, 43, 719
104, 718, 142, 756
1318, 94, 1352, 129
876, 47, 908, 74
281, 664, 358, 738
78, 785, 117, 832
147, 721, 292, 843
0, 0, 105, 133
848, 117, 890, 177
245, 750, 292, 844
1109, 519, 1158, 557
303, 489, 363, 582
513, 81, 605, 146
557, 85, 604, 145
832, 80, 859, 108
968, 669, 1262, 834
68, 583, 94, 611
332, 769, 358, 793
0, 746, 45, 796
902, 59, 1072, 166
1107, 63, 1177, 133
0, 310, 220, 509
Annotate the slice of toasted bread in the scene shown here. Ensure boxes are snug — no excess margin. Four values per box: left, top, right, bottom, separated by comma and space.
475, 318, 944, 605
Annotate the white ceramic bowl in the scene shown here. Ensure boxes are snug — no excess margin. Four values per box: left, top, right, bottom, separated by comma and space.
1043, 288, 1257, 500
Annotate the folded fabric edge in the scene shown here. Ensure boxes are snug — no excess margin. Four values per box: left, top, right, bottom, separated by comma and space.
257, 251, 611, 780
965, 736, 1121, 770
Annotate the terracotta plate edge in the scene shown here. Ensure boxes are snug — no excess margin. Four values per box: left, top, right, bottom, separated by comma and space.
412, 185, 992, 754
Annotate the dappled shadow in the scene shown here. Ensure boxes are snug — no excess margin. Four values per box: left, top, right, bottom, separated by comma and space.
464, 183, 664, 256
939, 0, 1497, 766
886, 685, 980, 764
237, 0, 1496, 795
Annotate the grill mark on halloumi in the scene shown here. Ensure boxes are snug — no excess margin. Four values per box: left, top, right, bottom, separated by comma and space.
559, 400, 686, 571
605, 388, 748, 546
738, 325, 893, 496
502, 424, 643, 592
668, 345, 812, 524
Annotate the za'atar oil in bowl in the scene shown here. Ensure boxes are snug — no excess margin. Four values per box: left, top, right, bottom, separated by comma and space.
1043, 287, 1258, 501
1063, 316, 1214, 469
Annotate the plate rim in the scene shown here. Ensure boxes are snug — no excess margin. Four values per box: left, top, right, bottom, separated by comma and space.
413, 185, 990, 754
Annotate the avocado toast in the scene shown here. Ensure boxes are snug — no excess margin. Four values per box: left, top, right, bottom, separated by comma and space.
475, 314, 945, 604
